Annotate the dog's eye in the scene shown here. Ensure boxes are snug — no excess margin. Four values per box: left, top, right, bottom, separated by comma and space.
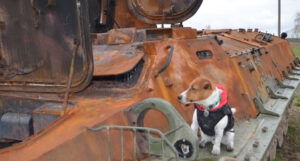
190, 87, 196, 90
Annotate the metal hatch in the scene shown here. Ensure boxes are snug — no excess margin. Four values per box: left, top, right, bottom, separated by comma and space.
127, 0, 203, 24
0, 0, 93, 93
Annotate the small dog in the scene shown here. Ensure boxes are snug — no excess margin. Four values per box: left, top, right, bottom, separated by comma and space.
178, 77, 236, 155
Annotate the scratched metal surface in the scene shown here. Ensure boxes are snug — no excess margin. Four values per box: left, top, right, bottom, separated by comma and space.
0, 27, 297, 161
0, 1, 297, 161
0, 0, 93, 93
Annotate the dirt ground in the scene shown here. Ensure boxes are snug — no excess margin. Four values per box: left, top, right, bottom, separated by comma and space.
275, 87, 300, 161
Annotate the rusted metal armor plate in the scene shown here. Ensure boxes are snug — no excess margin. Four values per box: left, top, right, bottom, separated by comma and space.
0, 0, 93, 93
93, 44, 144, 76
0, 0, 298, 159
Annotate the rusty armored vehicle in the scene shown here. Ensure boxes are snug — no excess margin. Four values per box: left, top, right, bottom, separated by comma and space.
0, 0, 299, 161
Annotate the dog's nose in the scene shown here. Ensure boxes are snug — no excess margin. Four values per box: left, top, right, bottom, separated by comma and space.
178, 95, 182, 100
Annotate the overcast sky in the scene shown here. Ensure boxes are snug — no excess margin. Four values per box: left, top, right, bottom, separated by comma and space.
184, 0, 300, 36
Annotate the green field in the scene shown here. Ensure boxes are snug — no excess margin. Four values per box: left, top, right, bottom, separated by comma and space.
274, 42, 300, 161
293, 46, 300, 57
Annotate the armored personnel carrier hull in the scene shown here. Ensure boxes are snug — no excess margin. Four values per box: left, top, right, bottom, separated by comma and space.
0, 0, 298, 161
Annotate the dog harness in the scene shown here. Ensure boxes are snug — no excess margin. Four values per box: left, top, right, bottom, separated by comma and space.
194, 85, 235, 136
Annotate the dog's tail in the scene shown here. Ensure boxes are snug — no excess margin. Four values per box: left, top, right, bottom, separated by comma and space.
231, 108, 237, 114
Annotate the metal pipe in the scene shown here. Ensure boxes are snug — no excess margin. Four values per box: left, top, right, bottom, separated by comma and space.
278, 0, 281, 36
121, 129, 124, 161
107, 127, 112, 161
62, 40, 79, 114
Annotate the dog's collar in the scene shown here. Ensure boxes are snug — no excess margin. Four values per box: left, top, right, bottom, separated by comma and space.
195, 84, 227, 111
195, 95, 220, 111
207, 95, 221, 109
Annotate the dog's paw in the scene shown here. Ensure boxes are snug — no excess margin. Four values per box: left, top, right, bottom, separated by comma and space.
211, 147, 221, 155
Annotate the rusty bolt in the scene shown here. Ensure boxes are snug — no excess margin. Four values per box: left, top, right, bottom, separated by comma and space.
147, 87, 154, 92
262, 126, 268, 133
164, 78, 173, 87
244, 153, 251, 161
147, 81, 154, 92
253, 140, 259, 148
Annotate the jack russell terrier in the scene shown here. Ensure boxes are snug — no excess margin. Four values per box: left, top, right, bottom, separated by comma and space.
178, 77, 236, 155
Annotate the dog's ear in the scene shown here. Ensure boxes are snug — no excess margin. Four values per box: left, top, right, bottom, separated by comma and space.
203, 81, 212, 90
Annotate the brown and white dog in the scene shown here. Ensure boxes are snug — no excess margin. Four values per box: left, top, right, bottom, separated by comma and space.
178, 77, 236, 155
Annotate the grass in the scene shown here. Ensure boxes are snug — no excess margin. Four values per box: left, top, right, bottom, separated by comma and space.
275, 118, 300, 161
275, 92, 300, 161
294, 94, 300, 107
276, 121, 300, 161
292, 46, 300, 57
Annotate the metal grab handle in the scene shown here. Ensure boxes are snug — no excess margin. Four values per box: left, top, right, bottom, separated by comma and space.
155, 45, 174, 77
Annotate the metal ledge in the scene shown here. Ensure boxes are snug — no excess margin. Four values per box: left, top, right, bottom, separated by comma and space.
196, 74, 300, 161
